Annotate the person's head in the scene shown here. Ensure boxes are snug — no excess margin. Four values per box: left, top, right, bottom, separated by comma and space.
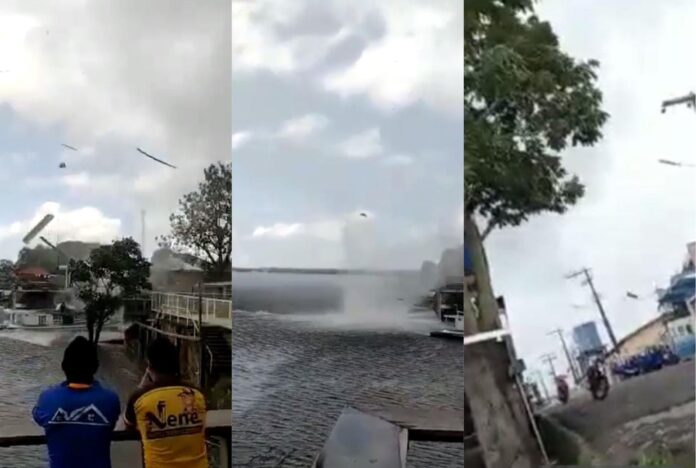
146, 337, 179, 379
62, 336, 99, 384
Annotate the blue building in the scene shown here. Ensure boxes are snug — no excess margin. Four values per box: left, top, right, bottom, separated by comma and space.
573, 321, 603, 353
573, 322, 604, 376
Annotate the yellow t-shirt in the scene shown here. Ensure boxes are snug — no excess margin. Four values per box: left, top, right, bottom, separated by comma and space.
125, 382, 208, 468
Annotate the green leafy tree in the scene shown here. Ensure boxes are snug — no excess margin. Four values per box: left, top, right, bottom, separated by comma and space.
70, 238, 151, 343
464, 1, 608, 466
160, 162, 231, 280
0, 259, 15, 289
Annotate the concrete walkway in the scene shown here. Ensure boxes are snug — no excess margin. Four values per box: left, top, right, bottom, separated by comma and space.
548, 361, 695, 466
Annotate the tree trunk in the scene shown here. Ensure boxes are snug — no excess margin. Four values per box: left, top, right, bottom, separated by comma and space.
464, 211, 539, 468
94, 320, 103, 344
87, 319, 95, 343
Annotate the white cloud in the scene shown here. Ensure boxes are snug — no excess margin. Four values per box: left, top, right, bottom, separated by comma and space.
277, 113, 329, 140
0, 1, 229, 251
251, 219, 343, 242
337, 127, 383, 159
322, 3, 462, 115
0, 201, 121, 258
232, 131, 253, 150
381, 154, 414, 166
232, 0, 351, 75
231, 0, 462, 116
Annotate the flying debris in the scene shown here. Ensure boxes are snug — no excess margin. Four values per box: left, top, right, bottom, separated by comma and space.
359, 212, 368, 218
136, 147, 177, 169
59, 162, 66, 169
61, 143, 78, 151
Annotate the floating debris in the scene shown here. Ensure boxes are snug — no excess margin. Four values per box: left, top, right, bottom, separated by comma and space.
59, 162, 66, 169
61, 143, 78, 151
136, 147, 177, 169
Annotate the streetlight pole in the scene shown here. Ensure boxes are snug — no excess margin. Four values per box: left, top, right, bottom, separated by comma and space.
658, 159, 696, 168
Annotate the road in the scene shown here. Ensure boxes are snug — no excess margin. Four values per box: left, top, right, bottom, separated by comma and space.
548, 361, 695, 465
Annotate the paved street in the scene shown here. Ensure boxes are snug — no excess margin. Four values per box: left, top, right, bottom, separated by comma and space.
548, 361, 695, 465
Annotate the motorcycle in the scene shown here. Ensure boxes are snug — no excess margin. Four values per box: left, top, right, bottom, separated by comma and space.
555, 375, 569, 404
586, 362, 610, 400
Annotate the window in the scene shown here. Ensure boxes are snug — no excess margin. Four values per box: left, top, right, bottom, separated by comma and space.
687, 324, 693, 335
38, 316, 47, 326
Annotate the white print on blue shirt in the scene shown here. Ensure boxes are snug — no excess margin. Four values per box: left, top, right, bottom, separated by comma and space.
48, 404, 111, 426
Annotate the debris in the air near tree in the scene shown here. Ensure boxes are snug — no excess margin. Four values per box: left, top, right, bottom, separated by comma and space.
136, 147, 177, 169
61, 143, 78, 151
59, 162, 66, 169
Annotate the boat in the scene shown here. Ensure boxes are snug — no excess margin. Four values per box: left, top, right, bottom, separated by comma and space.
430, 309, 464, 340
429, 282, 464, 340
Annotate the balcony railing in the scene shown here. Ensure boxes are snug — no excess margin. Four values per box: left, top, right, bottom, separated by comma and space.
150, 292, 232, 329
0, 409, 231, 468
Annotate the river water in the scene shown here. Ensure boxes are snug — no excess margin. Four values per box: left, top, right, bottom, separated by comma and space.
0, 329, 140, 467
232, 272, 464, 467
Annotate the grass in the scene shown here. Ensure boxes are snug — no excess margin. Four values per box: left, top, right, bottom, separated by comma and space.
633, 444, 677, 466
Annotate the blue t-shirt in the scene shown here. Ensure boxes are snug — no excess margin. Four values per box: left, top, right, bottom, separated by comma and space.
33, 381, 121, 468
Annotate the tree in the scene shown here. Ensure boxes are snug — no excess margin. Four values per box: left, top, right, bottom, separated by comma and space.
70, 238, 151, 343
160, 162, 231, 280
16, 245, 60, 273
464, 2, 608, 466
0, 259, 16, 289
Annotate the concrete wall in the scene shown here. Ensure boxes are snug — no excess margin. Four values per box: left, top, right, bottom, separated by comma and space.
614, 320, 667, 359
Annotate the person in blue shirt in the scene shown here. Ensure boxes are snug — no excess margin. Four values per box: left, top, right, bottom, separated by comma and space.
33, 336, 121, 468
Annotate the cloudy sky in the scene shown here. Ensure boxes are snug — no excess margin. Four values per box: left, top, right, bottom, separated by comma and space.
485, 0, 696, 381
0, 1, 230, 260
232, 0, 463, 269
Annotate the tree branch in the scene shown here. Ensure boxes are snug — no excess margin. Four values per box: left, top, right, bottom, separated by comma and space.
480, 219, 496, 241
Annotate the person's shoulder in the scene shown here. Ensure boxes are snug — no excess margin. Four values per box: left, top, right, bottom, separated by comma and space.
93, 382, 120, 402
39, 383, 67, 399
127, 383, 155, 405
178, 382, 205, 396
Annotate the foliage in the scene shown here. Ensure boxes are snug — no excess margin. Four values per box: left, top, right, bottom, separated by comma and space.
70, 237, 151, 343
16, 245, 60, 273
0, 259, 16, 290
160, 162, 231, 279
15, 242, 99, 274
464, 0, 609, 236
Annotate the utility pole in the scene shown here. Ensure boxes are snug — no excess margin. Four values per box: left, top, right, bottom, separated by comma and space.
533, 369, 550, 401
198, 283, 204, 389
566, 268, 618, 349
548, 328, 578, 383
540, 353, 558, 379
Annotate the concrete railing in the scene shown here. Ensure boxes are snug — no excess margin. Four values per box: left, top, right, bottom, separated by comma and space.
150, 292, 232, 329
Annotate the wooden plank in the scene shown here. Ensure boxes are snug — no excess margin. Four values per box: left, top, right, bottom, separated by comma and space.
364, 404, 464, 443
313, 408, 405, 468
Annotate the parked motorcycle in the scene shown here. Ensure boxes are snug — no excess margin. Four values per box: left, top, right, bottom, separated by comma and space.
555, 375, 569, 404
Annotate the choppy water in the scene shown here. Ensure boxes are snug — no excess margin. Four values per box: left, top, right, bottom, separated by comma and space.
0, 330, 139, 467
232, 272, 464, 467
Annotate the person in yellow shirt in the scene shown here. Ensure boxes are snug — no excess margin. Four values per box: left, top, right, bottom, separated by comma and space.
124, 337, 208, 468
